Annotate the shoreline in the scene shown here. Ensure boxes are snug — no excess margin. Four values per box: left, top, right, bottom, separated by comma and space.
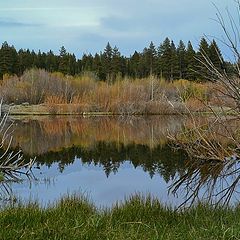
3, 103, 184, 116
2, 103, 234, 116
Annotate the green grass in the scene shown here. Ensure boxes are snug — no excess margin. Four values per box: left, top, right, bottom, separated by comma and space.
1, 194, 240, 240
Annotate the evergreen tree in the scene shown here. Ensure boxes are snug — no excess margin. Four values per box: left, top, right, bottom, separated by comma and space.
9, 45, 19, 76
104, 42, 113, 59
112, 46, 122, 79
158, 38, 178, 80
185, 41, 197, 80
36, 51, 47, 69
170, 40, 178, 80
69, 54, 77, 75
0, 42, 13, 78
46, 50, 57, 72
92, 53, 103, 79
138, 42, 158, 78
18, 49, 35, 74
139, 48, 149, 77
177, 40, 187, 79
76, 59, 82, 74
158, 37, 172, 80
129, 51, 141, 78
81, 53, 93, 72
120, 56, 128, 77
0, 38, 227, 81
197, 37, 210, 80
102, 42, 113, 81
146, 41, 157, 75
58, 46, 70, 74
198, 37, 209, 56
209, 40, 224, 73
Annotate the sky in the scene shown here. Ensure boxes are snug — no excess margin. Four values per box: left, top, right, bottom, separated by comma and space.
0, 0, 236, 58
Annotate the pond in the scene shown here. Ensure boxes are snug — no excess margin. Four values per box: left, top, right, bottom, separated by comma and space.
2, 115, 240, 208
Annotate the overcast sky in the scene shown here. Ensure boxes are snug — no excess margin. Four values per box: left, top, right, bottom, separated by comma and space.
0, 0, 236, 57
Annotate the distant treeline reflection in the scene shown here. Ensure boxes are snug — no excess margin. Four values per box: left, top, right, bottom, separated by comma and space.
6, 140, 240, 207
26, 142, 186, 181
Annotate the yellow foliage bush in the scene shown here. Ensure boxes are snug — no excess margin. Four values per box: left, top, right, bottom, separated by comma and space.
0, 68, 227, 114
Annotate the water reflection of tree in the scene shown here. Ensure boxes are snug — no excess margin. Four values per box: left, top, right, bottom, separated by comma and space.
31, 142, 186, 180
10, 116, 184, 156
0, 181, 12, 201
169, 159, 240, 208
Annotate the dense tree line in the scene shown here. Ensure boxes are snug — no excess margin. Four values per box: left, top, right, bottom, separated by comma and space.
0, 37, 225, 81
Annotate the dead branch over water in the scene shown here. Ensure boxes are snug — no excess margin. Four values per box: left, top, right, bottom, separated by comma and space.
169, 159, 240, 209
0, 100, 35, 182
169, 2, 240, 162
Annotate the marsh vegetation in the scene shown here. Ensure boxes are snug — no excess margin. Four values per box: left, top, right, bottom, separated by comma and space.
0, 1, 240, 239
2, 194, 240, 240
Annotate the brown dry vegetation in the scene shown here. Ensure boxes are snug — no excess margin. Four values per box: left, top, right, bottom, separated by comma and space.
0, 69, 230, 115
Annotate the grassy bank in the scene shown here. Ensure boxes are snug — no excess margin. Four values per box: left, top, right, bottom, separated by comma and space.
1, 195, 240, 240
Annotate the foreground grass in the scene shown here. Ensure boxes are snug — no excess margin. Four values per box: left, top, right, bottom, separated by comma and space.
1, 195, 240, 240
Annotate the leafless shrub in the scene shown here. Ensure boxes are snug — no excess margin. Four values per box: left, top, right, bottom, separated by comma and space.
0, 99, 35, 181
169, 1, 240, 162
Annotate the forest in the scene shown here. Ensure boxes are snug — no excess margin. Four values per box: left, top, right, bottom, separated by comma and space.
0, 37, 228, 82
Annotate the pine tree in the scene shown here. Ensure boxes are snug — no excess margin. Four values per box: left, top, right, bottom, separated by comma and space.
76, 59, 82, 75
112, 46, 122, 80
0, 41, 13, 78
129, 51, 141, 78
170, 40, 178, 80
198, 37, 209, 56
18, 49, 35, 74
93, 53, 103, 79
102, 42, 113, 81
137, 48, 147, 77
0, 37, 227, 81
69, 54, 77, 75
120, 56, 128, 77
138, 42, 158, 78
9, 45, 19, 76
46, 50, 57, 72
81, 53, 93, 72
177, 40, 187, 79
197, 37, 210, 80
209, 40, 224, 73
158, 38, 172, 80
158, 38, 178, 80
104, 42, 113, 60
36, 51, 47, 69
185, 41, 197, 80
58, 46, 70, 74
147, 41, 157, 75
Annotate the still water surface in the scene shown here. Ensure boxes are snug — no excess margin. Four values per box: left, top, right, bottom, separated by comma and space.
3, 115, 240, 208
